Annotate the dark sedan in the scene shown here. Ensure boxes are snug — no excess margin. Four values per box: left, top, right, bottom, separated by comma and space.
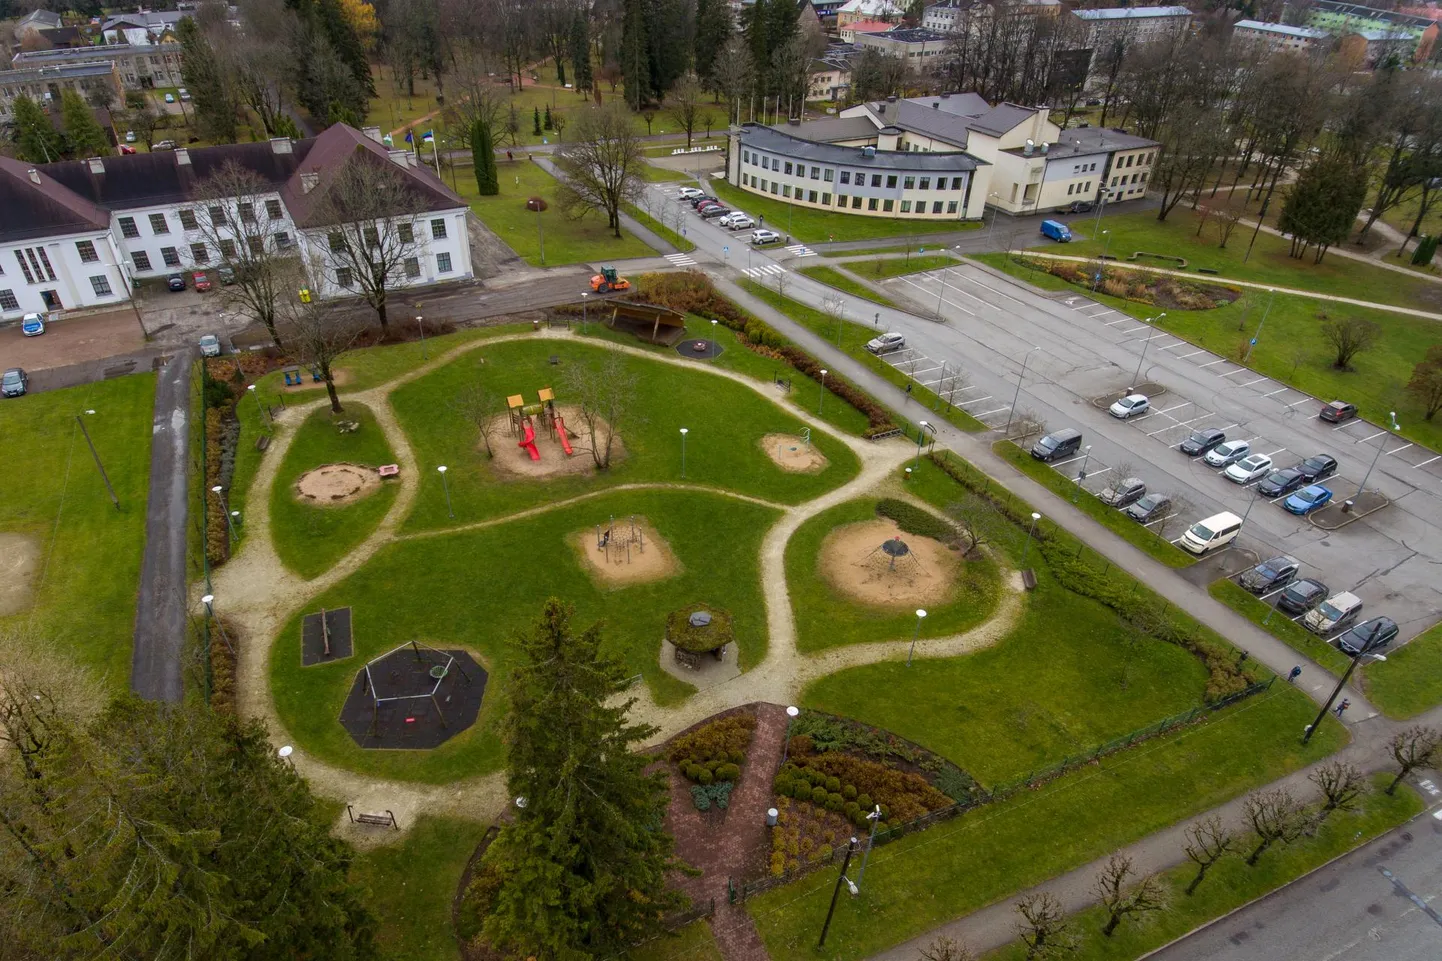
1277, 578, 1329, 615
1257, 467, 1307, 499
1238, 555, 1300, 595
1124, 492, 1171, 523
1296, 454, 1338, 483
1337, 616, 1399, 656
166, 273, 187, 292
1179, 427, 1226, 457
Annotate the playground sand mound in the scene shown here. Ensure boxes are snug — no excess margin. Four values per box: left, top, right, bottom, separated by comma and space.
486, 406, 626, 479
281, 368, 353, 393
570, 518, 679, 587
819, 519, 959, 608
761, 434, 829, 473
0, 533, 40, 616
294, 463, 381, 506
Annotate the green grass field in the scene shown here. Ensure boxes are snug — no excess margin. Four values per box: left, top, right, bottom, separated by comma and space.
0, 375, 154, 686
389, 339, 861, 531
707, 179, 984, 245
269, 403, 399, 580
625, 921, 723, 961
985, 774, 1422, 961
270, 488, 778, 783
456, 161, 652, 266
625, 203, 694, 252
1364, 621, 1442, 719
640, 162, 695, 183
784, 497, 1005, 654
797, 265, 902, 309
853, 253, 961, 280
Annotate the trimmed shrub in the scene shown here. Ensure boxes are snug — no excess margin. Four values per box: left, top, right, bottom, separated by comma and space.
817, 844, 834, 861
698, 767, 714, 785
843, 800, 860, 819
876, 498, 956, 543
670, 711, 756, 777
812, 786, 829, 805
770, 853, 786, 876
716, 763, 741, 782
787, 734, 814, 757
850, 807, 871, 828
843, 784, 858, 801
825, 776, 841, 793
825, 792, 845, 812
856, 793, 873, 811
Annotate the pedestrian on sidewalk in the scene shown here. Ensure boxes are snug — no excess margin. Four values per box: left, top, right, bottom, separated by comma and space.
1237, 650, 1249, 667
905, 382, 913, 402
1334, 699, 1350, 718
1288, 665, 1302, 683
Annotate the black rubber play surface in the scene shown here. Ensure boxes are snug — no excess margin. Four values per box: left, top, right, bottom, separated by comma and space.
339, 646, 487, 749
674, 337, 723, 360
302, 607, 353, 666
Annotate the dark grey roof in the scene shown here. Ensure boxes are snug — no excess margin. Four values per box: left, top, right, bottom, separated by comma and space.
967, 103, 1038, 136
12, 43, 182, 65
0, 61, 116, 84
781, 116, 881, 143
860, 100, 980, 147
18, 9, 62, 29
1024, 127, 1159, 160
0, 155, 111, 244
740, 123, 986, 171
865, 27, 949, 42
907, 92, 991, 118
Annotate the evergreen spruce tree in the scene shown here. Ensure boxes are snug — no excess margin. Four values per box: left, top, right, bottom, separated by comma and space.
694, 0, 733, 91
645, 0, 688, 101
533, 105, 542, 135
177, 16, 238, 143
544, 103, 553, 129
620, 0, 651, 109
59, 90, 108, 158
11, 94, 64, 163
472, 118, 499, 196
569, 11, 594, 94
480, 600, 683, 959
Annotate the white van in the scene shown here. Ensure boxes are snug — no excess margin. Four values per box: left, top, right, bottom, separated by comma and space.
1179, 511, 1242, 555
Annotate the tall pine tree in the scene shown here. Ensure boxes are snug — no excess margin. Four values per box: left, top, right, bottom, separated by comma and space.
479, 600, 683, 959
11, 94, 64, 163
472, 118, 499, 195
177, 16, 238, 143
60, 90, 109, 157
694, 0, 733, 93
646, 0, 689, 101
569, 10, 593, 94
620, 0, 651, 109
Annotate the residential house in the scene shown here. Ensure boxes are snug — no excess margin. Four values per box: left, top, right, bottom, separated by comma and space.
923, 0, 1062, 34
1231, 19, 1332, 53
0, 61, 123, 125
839, 19, 897, 41
808, 57, 854, 99
101, 11, 186, 46
1071, 5, 1193, 48
1308, 0, 1438, 61
836, 0, 904, 28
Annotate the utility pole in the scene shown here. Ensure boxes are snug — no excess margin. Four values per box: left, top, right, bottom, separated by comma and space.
1303, 621, 1386, 744
817, 837, 859, 948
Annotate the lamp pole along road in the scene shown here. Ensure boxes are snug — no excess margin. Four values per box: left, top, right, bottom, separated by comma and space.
1303, 621, 1387, 744
1005, 346, 1041, 435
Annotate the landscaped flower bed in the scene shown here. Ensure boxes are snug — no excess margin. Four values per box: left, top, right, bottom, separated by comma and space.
1015, 256, 1240, 310
668, 709, 757, 810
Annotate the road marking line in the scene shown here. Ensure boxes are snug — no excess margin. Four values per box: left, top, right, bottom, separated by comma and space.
1176, 349, 1207, 359
1158, 402, 1190, 414
1157, 341, 1189, 351
1218, 368, 1250, 377
1143, 514, 1175, 528
1261, 387, 1290, 397
1354, 430, 1385, 443
975, 406, 1010, 417
1287, 397, 1316, 408
1237, 377, 1269, 388
1147, 424, 1183, 436
1386, 443, 1414, 456
958, 395, 993, 406
1331, 421, 1357, 431
1416, 455, 1441, 468
1264, 448, 1288, 457
1052, 454, 1087, 468
1104, 317, 1133, 326
1198, 358, 1229, 368
897, 276, 976, 316
1116, 326, 1150, 335
955, 272, 1029, 307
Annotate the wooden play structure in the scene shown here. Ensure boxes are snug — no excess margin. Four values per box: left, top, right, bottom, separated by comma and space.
507, 388, 576, 461
604, 301, 687, 346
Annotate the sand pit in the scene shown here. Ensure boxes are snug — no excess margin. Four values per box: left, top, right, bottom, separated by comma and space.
294, 463, 382, 506
819, 519, 960, 608
761, 433, 829, 473
0, 533, 40, 616
486, 406, 626, 480
570, 518, 680, 587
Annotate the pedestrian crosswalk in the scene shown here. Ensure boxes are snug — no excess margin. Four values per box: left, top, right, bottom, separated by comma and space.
665, 252, 698, 267
743, 264, 786, 278
785, 244, 816, 257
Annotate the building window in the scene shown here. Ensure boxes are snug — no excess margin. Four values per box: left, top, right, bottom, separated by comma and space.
266, 199, 283, 220
274, 232, 292, 250
179, 208, 198, 230
1085, 182, 1092, 192
328, 232, 344, 252
1140, 172, 1148, 183
14, 252, 33, 284
883, 199, 894, 212
239, 202, 256, 224
885, 175, 896, 188
248, 237, 264, 256
132, 251, 152, 271
783, 185, 792, 198
404, 257, 421, 278
90, 275, 113, 297
932, 201, 943, 214
901, 200, 912, 213
935, 177, 946, 190
771, 182, 779, 195
1146, 152, 1154, 164
363, 226, 379, 247
821, 193, 831, 205
209, 205, 226, 225
191, 243, 209, 263
148, 213, 169, 234
742, 150, 750, 164
951, 177, 964, 190
431, 218, 447, 240
824, 168, 834, 182
1068, 185, 1075, 195
836, 194, 847, 207
919, 177, 931, 190
161, 247, 180, 267
760, 178, 768, 191
76, 240, 99, 263
947, 201, 958, 213
219, 239, 237, 258
840, 171, 850, 184
398, 222, 414, 243
852, 196, 862, 209
903, 176, 915, 189
811, 166, 820, 179
119, 216, 140, 239
808, 190, 817, 203
437, 252, 453, 273
784, 161, 793, 175
870, 174, 881, 187
868, 198, 878, 211
0, 288, 18, 311
34, 248, 54, 281
336, 267, 354, 287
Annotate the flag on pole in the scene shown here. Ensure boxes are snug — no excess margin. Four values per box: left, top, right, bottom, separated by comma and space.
404, 130, 413, 144
422, 130, 435, 143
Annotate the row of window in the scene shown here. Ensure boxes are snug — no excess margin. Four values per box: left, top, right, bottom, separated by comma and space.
1066, 182, 1094, 196
118, 207, 451, 243
1118, 152, 1153, 168
326, 218, 446, 251
0, 275, 110, 311
8, 246, 57, 285
131, 233, 293, 272
1110, 171, 1147, 188
742, 150, 967, 193
332, 252, 451, 288
742, 175, 962, 214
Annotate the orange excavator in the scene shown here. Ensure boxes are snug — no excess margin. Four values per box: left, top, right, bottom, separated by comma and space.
589, 266, 631, 294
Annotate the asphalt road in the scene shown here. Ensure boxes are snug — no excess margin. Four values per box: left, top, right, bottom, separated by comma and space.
131, 349, 192, 702
645, 178, 1442, 665
1147, 780, 1442, 961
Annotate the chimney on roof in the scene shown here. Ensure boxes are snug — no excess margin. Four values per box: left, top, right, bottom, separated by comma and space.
1023, 139, 1034, 156
28, 168, 41, 185
362, 125, 382, 143
300, 171, 319, 194
878, 103, 886, 114
387, 148, 412, 169
270, 137, 293, 155
174, 147, 190, 165
1040, 142, 1049, 155
86, 157, 105, 174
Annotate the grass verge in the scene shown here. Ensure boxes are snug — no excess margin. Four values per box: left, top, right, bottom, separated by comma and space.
852, 253, 961, 280
625, 203, 696, 252
798, 265, 902, 309
1207, 579, 1352, 676
993, 440, 1196, 568
1364, 621, 1442, 719
625, 921, 724, 961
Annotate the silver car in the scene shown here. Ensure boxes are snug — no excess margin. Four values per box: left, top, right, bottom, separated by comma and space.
199, 334, 221, 357
866, 332, 906, 354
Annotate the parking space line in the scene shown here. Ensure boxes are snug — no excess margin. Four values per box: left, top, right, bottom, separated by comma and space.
1416, 455, 1441, 468
1259, 586, 1289, 600
1143, 514, 1175, 529
1157, 341, 1190, 351
1213, 423, 1238, 433
911, 365, 944, 377
975, 406, 1010, 418
958, 273, 1029, 307
1218, 368, 1250, 378
1105, 316, 1134, 326
1264, 448, 1288, 458
1386, 443, 1414, 456
1261, 387, 1290, 397
958, 395, 993, 407
1132, 332, 1171, 343
1176, 349, 1207, 359
1355, 430, 1386, 443
897, 276, 976, 316
1331, 421, 1358, 431
1052, 454, 1087, 468
1198, 358, 1229, 368
1287, 398, 1316, 408
1158, 402, 1190, 414
1237, 377, 1269, 388
1116, 326, 1150, 335
955, 385, 980, 394
1081, 466, 1112, 480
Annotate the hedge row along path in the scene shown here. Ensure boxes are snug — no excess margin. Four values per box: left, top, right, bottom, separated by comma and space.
207, 327, 1025, 847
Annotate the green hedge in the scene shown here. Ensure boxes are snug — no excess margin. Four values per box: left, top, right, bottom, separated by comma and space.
876, 498, 956, 543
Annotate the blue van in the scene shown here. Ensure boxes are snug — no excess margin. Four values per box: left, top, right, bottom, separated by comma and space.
1040, 220, 1072, 242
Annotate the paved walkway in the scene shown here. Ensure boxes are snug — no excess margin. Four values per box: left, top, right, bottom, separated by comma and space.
131, 348, 193, 702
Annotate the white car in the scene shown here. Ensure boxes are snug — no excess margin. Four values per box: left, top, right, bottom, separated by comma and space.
198, 334, 221, 357
1224, 453, 1273, 484
1203, 439, 1251, 468
21, 313, 45, 337
866, 332, 906, 354
725, 214, 755, 230
125, 130, 136, 143
750, 228, 782, 245
1108, 393, 1149, 419
678, 186, 704, 200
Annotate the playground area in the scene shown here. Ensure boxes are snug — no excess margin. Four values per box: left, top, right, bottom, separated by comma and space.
486, 388, 616, 479
760, 432, 828, 473
818, 519, 960, 608
0, 532, 39, 616
294, 463, 384, 506
339, 642, 487, 750
571, 515, 679, 587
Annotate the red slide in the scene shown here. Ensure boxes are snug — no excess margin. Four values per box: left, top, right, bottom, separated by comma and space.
518, 420, 541, 461
553, 415, 575, 456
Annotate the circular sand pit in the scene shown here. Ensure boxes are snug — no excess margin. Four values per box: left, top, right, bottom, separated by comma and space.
570, 517, 680, 587
486, 406, 626, 480
818, 519, 960, 608
762, 433, 829, 473
0, 533, 40, 616
294, 463, 381, 506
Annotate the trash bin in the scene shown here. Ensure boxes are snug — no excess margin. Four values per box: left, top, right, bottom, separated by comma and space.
1342, 499, 1354, 514
766, 808, 778, 827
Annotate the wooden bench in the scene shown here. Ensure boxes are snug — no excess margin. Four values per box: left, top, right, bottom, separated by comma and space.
346, 805, 398, 829
255, 434, 271, 452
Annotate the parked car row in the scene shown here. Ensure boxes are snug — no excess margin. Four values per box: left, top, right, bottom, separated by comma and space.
1233, 553, 1398, 655
677, 187, 779, 246
1182, 425, 1339, 515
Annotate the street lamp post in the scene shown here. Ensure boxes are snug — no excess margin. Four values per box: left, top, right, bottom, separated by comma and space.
856, 805, 883, 888
437, 465, 453, 518
1072, 445, 1092, 504
1130, 313, 1166, 389
935, 266, 953, 318
581, 291, 588, 332
817, 837, 860, 948
679, 427, 689, 478
906, 608, 928, 666
818, 369, 828, 415
1302, 621, 1388, 744
212, 485, 238, 542
914, 421, 928, 467
1021, 512, 1041, 567
711, 319, 719, 361
1357, 412, 1400, 496
277, 745, 296, 771
1004, 346, 1041, 436
1242, 289, 1276, 363
246, 384, 270, 432
416, 315, 427, 359
986, 192, 999, 242
781, 705, 800, 764
1091, 230, 1111, 292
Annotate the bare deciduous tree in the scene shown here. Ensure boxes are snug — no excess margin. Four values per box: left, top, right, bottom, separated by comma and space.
1014, 891, 1076, 959
1155, 495, 1192, 542
563, 352, 638, 469
919, 935, 977, 961
1093, 853, 1167, 936
1243, 787, 1307, 865
1183, 815, 1235, 895
1007, 407, 1044, 442
554, 103, 645, 238
1310, 760, 1366, 817
284, 295, 365, 413
667, 74, 703, 149
1387, 726, 1442, 795
1215, 205, 1245, 248
451, 382, 504, 458
947, 491, 1008, 556
1319, 315, 1380, 371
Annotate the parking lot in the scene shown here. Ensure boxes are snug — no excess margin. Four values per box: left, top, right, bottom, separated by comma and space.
875, 344, 1015, 430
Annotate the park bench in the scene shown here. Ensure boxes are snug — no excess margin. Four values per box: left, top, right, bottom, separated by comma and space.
346, 806, 397, 829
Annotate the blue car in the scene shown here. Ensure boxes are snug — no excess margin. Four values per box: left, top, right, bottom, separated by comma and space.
21, 312, 45, 336
1284, 484, 1332, 515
